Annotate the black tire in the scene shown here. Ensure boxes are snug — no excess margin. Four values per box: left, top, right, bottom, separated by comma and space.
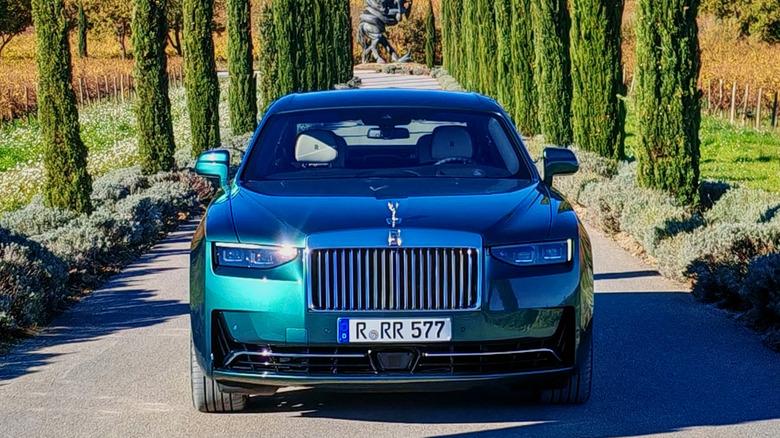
191, 342, 247, 412
539, 336, 592, 405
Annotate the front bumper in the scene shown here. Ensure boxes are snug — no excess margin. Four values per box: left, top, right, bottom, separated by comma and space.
190, 224, 594, 392
208, 307, 580, 392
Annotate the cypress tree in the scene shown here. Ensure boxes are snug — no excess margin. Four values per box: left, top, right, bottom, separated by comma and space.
333, 0, 353, 84
461, 0, 477, 90
424, 0, 435, 69
313, 0, 326, 89
299, 1, 315, 91
511, 0, 538, 136
441, 0, 449, 70
272, 0, 296, 96
494, 0, 513, 111
635, 0, 701, 203
448, 1, 463, 83
132, 0, 176, 175
77, 1, 87, 58
182, 0, 220, 156
476, 0, 497, 96
257, 2, 278, 113
31, 0, 92, 213
226, 0, 258, 134
570, 0, 625, 160
531, 0, 572, 145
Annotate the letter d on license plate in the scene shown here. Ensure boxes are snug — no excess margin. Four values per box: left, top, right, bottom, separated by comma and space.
337, 318, 452, 343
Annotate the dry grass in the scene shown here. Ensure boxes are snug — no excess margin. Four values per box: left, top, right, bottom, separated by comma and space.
622, 1, 780, 123
623, 1, 780, 91
0, 28, 183, 122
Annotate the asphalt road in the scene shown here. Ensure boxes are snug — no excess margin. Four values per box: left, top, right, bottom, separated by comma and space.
1, 74, 778, 437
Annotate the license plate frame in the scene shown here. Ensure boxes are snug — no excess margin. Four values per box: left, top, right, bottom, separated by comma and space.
337, 318, 452, 344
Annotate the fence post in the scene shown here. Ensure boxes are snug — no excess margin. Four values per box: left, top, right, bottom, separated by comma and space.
77, 77, 83, 106
741, 84, 749, 126
756, 88, 763, 130
24, 85, 30, 119
772, 91, 778, 130
113, 76, 118, 103
707, 79, 712, 114
730, 82, 737, 124
120, 74, 126, 103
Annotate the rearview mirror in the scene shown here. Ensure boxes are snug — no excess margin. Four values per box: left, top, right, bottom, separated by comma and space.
543, 147, 579, 186
367, 127, 410, 140
195, 149, 230, 191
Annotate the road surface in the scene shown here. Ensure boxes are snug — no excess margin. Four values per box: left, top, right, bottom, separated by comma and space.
0, 73, 778, 438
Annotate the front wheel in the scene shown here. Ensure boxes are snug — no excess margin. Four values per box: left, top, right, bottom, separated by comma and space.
539, 335, 592, 405
191, 342, 247, 412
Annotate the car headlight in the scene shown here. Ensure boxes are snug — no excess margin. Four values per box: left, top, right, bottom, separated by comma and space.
491, 240, 573, 267
214, 243, 299, 269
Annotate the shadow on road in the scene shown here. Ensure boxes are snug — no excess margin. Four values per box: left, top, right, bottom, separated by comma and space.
0, 226, 192, 383
593, 270, 660, 281
240, 291, 779, 437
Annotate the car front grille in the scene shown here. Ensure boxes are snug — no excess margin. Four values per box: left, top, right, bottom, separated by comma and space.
212, 308, 575, 377
309, 248, 479, 311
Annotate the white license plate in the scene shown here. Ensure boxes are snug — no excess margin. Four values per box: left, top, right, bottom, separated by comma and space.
337, 318, 452, 343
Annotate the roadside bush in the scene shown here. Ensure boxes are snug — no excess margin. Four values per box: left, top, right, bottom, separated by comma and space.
655, 223, 780, 309
579, 180, 628, 233
619, 188, 702, 255
0, 197, 77, 237
431, 68, 465, 92
740, 253, 780, 320
705, 187, 780, 225
90, 166, 150, 206
0, 227, 69, 333
0, 169, 205, 336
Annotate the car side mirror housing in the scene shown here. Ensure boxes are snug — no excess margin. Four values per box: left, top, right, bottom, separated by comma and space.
195, 149, 230, 191
543, 147, 579, 186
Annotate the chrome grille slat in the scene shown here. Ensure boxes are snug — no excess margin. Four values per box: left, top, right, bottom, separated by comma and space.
311, 247, 478, 311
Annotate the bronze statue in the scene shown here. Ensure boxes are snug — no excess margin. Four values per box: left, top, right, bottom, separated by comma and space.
357, 0, 413, 64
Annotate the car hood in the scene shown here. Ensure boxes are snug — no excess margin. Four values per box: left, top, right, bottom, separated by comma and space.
228, 179, 557, 247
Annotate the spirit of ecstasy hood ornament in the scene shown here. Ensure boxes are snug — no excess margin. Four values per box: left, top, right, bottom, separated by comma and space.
387, 202, 402, 246
387, 202, 402, 228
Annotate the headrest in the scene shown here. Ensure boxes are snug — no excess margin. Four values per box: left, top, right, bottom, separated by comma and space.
431, 126, 473, 160
295, 130, 340, 163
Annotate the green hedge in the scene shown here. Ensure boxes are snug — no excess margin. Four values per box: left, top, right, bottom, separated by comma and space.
541, 144, 780, 349
0, 167, 213, 336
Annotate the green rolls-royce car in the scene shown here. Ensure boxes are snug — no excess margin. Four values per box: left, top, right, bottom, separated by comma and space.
190, 90, 593, 412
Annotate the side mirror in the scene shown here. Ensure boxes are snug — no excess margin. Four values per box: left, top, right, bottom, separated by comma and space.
543, 147, 579, 186
195, 149, 230, 191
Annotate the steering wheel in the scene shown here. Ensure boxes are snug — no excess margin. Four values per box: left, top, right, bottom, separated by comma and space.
434, 157, 475, 166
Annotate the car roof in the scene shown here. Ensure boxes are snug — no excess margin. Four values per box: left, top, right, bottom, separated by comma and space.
267, 89, 503, 115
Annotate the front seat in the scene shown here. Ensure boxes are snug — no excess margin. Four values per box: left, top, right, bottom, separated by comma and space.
295, 130, 346, 167
430, 126, 473, 162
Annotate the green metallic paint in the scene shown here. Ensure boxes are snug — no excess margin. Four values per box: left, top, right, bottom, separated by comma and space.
189, 90, 595, 390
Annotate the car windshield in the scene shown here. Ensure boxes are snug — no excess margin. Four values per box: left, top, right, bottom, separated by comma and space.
241, 108, 534, 181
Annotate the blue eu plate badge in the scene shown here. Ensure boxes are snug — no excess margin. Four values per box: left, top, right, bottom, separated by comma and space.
337, 319, 350, 344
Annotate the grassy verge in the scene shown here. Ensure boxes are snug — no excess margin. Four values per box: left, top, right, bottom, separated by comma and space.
0, 79, 251, 213
624, 108, 780, 194
0, 78, 254, 341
